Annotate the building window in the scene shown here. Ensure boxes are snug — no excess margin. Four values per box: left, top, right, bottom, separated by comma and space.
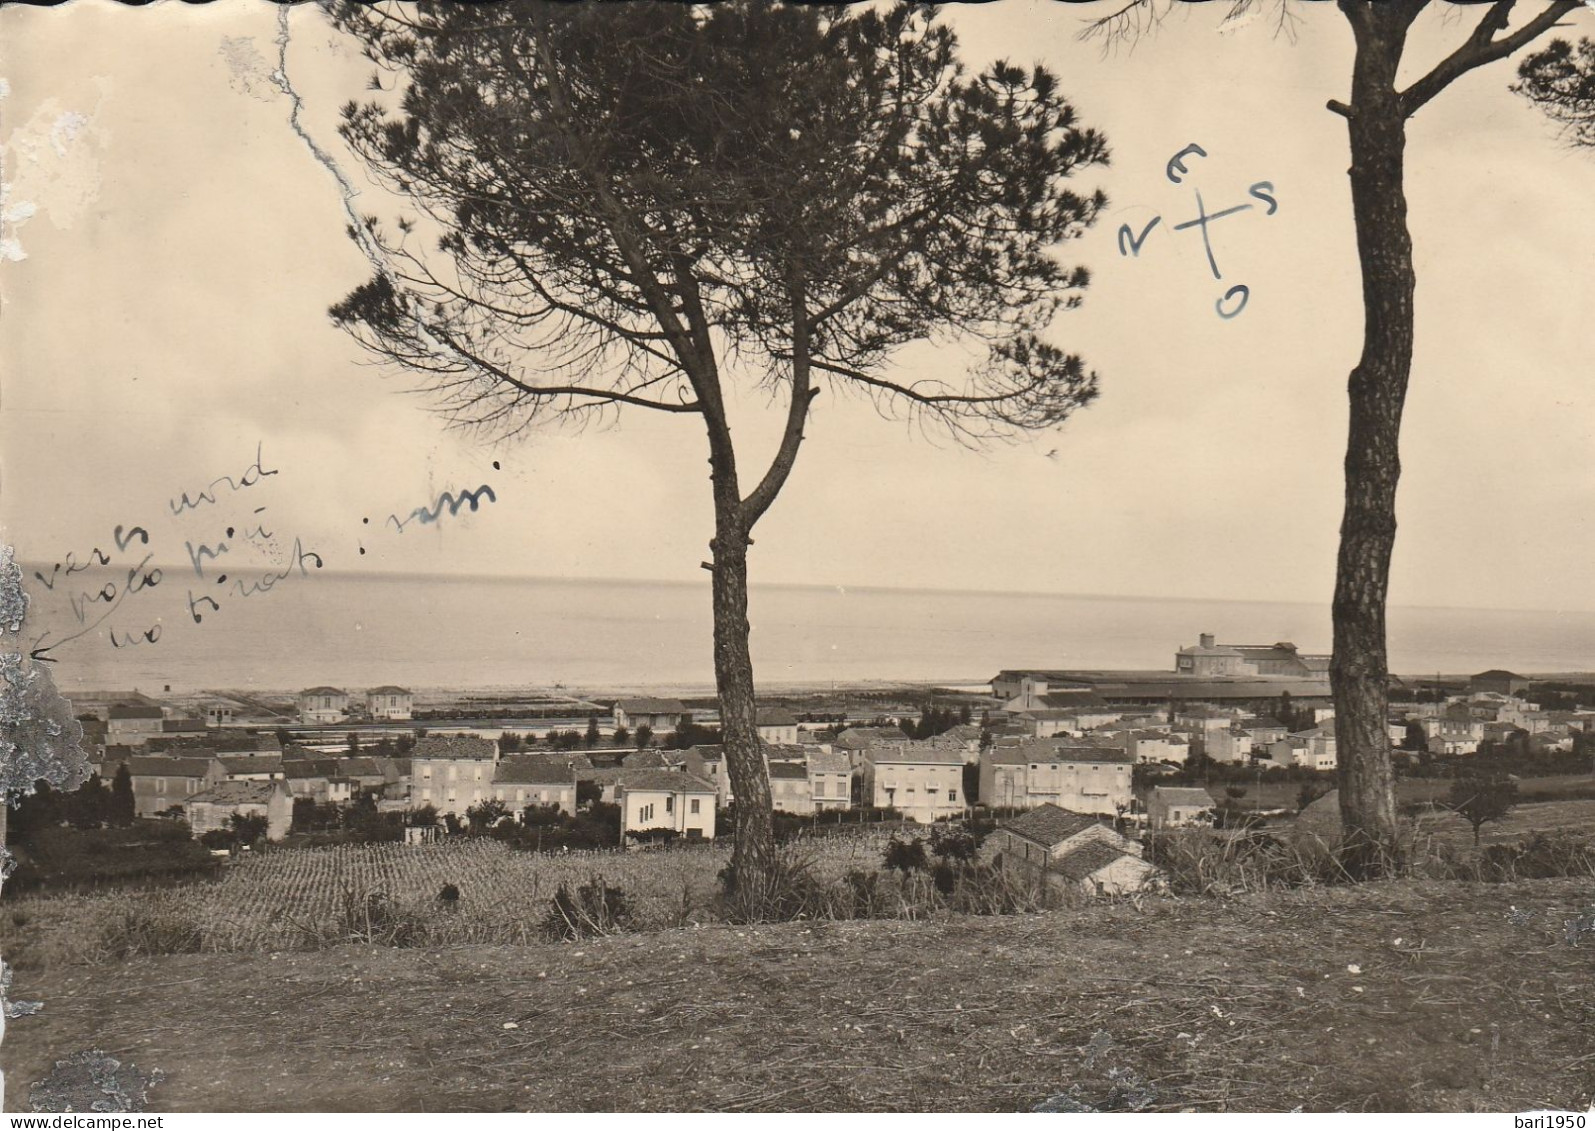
666, 795, 675, 814
948, 790, 957, 803
690, 798, 701, 815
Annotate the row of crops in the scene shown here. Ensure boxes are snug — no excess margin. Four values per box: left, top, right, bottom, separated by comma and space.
4, 831, 901, 960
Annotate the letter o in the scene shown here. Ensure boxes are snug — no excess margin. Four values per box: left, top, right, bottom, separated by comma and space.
1216, 284, 1250, 320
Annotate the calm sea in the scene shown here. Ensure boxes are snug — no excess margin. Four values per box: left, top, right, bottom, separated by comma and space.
18, 569, 1595, 695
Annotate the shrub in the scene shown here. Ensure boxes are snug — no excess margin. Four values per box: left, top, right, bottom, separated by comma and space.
883, 835, 929, 875
716, 848, 831, 924
544, 876, 631, 940
928, 824, 980, 864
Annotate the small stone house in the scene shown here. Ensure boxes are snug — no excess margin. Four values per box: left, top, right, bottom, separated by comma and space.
985, 803, 1158, 896
183, 780, 293, 841
613, 698, 689, 734
1146, 786, 1215, 829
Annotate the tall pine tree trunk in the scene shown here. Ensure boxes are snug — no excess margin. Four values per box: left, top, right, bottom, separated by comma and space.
705, 436, 775, 908
1332, 4, 1414, 875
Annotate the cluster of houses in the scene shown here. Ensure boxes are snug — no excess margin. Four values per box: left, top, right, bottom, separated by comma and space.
62, 642, 1592, 895
1385, 671, 1595, 757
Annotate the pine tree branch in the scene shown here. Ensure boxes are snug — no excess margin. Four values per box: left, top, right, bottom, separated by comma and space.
1400, 0, 1581, 116
742, 279, 819, 530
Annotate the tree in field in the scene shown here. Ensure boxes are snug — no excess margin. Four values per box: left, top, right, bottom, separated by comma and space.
466, 798, 511, 829
110, 762, 136, 827
69, 772, 109, 830
228, 811, 270, 846
583, 717, 600, 750
611, 725, 630, 748
1445, 772, 1517, 845
1089, 0, 1583, 874
323, 1, 1108, 901
633, 725, 653, 752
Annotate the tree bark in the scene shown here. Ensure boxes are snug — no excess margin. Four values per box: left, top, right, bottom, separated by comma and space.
1332, 2, 1419, 876
703, 430, 776, 909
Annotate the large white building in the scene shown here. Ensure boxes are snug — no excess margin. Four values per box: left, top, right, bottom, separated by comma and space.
365, 686, 414, 721
979, 741, 1134, 817
859, 743, 964, 823
410, 734, 500, 817
297, 687, 349, 725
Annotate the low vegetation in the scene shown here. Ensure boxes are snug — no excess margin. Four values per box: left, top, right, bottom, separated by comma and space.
3, 819, 219, 893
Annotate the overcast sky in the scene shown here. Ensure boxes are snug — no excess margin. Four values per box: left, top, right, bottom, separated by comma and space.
3, 0, 1593, 615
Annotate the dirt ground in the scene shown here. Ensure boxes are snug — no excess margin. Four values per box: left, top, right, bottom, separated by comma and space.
5, 877, 1593, 1113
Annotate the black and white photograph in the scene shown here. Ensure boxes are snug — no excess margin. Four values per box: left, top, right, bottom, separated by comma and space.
1, 0, 1593, 1114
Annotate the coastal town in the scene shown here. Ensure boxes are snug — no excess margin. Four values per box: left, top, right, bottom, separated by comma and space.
24, 631, 1592, 901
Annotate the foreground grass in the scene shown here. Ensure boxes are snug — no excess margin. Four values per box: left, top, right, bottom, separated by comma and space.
4, 877, 1592, 1112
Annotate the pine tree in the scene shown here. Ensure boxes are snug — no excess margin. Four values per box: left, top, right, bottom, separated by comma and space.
110, 762, 136, 826
325, 0, 1108, 900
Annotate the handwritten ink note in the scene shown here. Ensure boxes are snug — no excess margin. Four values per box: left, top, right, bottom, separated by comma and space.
26, 441, 501, 664
1119, 143, 1278, 319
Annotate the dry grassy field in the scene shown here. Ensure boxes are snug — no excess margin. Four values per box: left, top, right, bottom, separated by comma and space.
3, 811, 1594, 1111
1412, 798, 1595, 849
4, 877, 1592, 1112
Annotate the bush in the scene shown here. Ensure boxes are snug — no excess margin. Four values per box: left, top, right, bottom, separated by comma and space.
929, 824, 980, 864
716, 848, 831, 924
883, 835, 929, 875
544, 876, 632, 940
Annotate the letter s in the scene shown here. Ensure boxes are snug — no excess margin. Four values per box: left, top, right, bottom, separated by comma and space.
1249, 181, 1279, 216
